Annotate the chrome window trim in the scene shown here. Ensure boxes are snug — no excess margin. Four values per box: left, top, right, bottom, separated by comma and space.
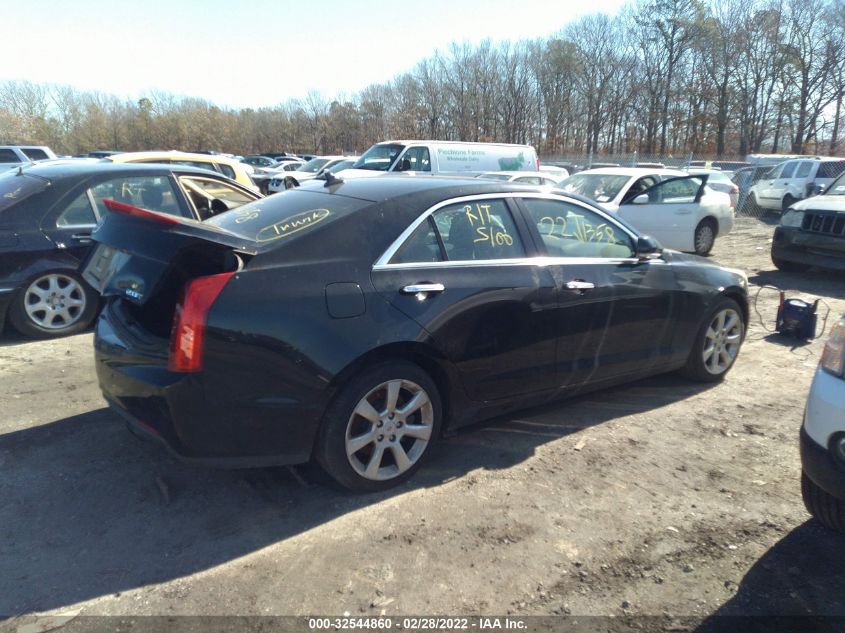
373, 192, 640, 269
372, 255, 661, 272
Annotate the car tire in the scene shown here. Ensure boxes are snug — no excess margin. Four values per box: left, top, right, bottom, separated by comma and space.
315, 361, 442, 492
782, 194, 797, 212
679, 296, 744, 382
8, 270, 99, 339
802, 471, 845, 532
693, 219, 717, 256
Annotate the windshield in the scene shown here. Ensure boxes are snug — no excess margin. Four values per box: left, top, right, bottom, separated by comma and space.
352, 144, 404, 171
558, 173, 631, 203
297, 158, 330, 173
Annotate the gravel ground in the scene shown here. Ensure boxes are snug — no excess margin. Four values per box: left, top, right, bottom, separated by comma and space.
1, 216, 844, 628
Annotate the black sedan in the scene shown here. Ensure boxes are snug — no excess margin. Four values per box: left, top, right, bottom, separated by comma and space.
0, 161, 260, 338
84, 175, 748, 491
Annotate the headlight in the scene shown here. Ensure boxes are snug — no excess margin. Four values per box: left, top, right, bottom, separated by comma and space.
781, 209, 805, 227
821, 317, 845, 377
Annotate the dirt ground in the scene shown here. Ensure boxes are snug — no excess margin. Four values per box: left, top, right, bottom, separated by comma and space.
2, 216, 844, 628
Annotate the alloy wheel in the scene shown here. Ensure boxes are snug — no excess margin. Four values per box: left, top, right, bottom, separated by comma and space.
345, 379, 434, 481
23, 273, 87, 330
702, 308, 742, 375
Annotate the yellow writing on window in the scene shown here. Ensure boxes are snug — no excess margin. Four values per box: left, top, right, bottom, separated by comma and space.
539, 215, 616, 244
464, 204, 513, 247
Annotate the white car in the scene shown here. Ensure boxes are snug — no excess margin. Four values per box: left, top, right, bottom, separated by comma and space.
268, 156, 358, 192
557, 167, 734, 255
749, 157, 845, 212
801, 317, 845, 532
539, 164, 570, 181
476, 171, 560, 186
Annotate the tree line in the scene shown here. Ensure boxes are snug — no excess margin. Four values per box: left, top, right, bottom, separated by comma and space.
2, 0, 844, 160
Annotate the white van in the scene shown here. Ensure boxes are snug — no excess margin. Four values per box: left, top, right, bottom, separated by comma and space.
336, 140, 539, 179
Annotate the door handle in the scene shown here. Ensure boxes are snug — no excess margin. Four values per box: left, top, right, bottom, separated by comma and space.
71, 233, 92, 242
565, 280, 595, 291
401, 283, 445, 295
676, 209, 693, 215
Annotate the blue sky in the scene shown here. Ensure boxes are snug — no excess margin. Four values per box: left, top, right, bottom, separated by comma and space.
8, 0, 628, 109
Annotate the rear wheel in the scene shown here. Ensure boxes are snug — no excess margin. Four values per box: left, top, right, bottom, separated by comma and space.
802, 471, 845, 532
9, 271, 98, 339
316, 361, 442, 492
693, 219, 717, 256
679, 297, 744, 382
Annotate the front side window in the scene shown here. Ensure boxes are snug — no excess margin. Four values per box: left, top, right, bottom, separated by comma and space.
640, 177, 702, 204
522, 198, 634, 259
780, 162, 798, 179
397, 147, 431, 172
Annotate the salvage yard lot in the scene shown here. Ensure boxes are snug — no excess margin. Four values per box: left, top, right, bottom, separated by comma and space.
1, 217, 844, 621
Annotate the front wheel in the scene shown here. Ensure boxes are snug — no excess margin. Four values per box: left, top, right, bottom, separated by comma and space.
679, 297, 744, 382
9, 270, 99, 339
802, 472, 845, 532
316, 362, 442, 492
693, 219, 717, 256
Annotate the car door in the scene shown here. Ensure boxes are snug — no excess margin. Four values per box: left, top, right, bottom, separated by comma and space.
516, 195, 677, 386
768, 161, 797, 202
371, 195, 558, 401
616, 175, 706, 252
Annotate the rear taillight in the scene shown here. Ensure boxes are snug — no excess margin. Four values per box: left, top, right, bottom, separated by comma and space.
168, 272, 235, 372
730, 185, 738, 208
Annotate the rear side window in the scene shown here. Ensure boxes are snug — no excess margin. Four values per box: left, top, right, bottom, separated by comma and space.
91, 176, 181, 217
431, 199, 525, 261
57, 192, 96, 227
818, 161, 845, 179
217, 164, 235, 179
0, 149, 21, 162
390, 219, 443, 264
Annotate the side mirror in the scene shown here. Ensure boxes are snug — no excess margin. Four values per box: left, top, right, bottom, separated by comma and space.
636, 235, 662, 260
632, 193, 649, 205
812, 183, 826, 195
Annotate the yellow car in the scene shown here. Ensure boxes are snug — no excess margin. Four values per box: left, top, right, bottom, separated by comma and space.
105, 151, 259, 192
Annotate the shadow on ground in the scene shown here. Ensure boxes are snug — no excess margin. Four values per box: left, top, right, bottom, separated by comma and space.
695, 521, 845, 632
0, 373, 714, 616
